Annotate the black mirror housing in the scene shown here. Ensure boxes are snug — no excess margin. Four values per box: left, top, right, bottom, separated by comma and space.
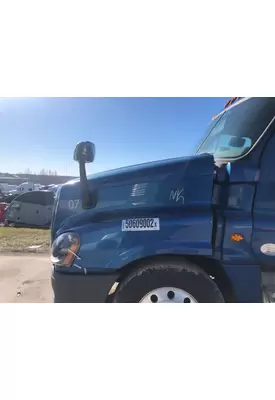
73, 141, 96, 164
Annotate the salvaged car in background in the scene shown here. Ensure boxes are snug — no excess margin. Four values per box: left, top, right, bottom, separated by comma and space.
5, 190, 54, 228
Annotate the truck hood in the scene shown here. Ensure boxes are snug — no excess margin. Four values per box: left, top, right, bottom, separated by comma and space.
51, 153, 215, 239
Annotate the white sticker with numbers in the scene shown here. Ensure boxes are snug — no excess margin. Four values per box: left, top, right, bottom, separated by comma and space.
122, 218, 160, 231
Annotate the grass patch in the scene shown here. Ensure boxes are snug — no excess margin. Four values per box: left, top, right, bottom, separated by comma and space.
0, 227, 50, 253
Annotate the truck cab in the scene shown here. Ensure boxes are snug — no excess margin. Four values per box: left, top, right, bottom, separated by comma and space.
51, 97, 275, 303
17, 182, 36, 193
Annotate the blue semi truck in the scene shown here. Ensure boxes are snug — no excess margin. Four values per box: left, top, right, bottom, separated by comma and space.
51, 97, 275, 303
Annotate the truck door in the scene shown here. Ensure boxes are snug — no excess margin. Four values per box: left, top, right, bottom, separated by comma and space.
26, 191, 45, 226
252, 132, 275, 267
18, 192, 39, 225
26, 191, 54, 227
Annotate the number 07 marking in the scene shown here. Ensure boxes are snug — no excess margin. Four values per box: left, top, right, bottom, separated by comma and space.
68, 199, 80, 210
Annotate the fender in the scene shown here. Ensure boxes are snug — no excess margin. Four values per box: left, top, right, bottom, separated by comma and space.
54, 212, 214, 274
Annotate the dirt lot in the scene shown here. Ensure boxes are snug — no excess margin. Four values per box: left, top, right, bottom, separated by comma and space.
0, 254, 52, 303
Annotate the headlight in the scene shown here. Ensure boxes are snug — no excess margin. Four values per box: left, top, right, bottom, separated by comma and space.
51, 232, 80, 267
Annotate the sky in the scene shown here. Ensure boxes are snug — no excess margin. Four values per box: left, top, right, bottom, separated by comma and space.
0, 97, 229, 176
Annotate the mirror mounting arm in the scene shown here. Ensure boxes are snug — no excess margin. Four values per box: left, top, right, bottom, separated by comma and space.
79, 161, 98, 209
74, 141, 97, 210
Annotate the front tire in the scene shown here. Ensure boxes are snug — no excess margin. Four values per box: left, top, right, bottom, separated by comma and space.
113, 259, 224, 303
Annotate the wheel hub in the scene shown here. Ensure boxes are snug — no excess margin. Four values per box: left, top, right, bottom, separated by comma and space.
140, 287, 198, 303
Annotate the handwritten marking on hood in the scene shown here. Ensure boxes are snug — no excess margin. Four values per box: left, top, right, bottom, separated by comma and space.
170, 189, 184, 204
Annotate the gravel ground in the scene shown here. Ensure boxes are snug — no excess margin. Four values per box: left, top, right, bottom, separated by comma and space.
0, 254, 52, 303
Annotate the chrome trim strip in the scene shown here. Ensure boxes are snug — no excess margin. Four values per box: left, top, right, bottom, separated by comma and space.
213, 97, 250, 120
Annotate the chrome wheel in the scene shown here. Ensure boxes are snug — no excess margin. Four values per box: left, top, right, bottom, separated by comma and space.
140, 287, 198, 303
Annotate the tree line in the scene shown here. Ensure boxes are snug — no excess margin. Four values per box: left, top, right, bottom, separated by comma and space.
17, 169, 59, 176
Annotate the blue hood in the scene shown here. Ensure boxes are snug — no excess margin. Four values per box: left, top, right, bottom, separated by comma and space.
51, 153, 215, 239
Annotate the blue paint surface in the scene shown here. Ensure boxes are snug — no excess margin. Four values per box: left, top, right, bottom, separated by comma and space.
222, 264, 261, 303
52, 153, 215, 272
51, 98, 275, 303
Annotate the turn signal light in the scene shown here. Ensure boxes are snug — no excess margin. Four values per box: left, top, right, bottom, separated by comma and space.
231, 233, 244, 242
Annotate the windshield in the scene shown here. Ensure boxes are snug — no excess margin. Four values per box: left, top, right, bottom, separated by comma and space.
196, 98, 275, 159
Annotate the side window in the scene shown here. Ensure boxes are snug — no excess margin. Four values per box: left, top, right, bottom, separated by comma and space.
31, 191, 54, 206
217, 135, 252, 157
31, 192, 47, 206
18, 193, 34, 203
19, 192, 44, 205
44, 192, 54, 206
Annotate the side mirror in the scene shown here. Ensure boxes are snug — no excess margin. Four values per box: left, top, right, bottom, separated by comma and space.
73, 141, 96, 164
73, 141, 97, 209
